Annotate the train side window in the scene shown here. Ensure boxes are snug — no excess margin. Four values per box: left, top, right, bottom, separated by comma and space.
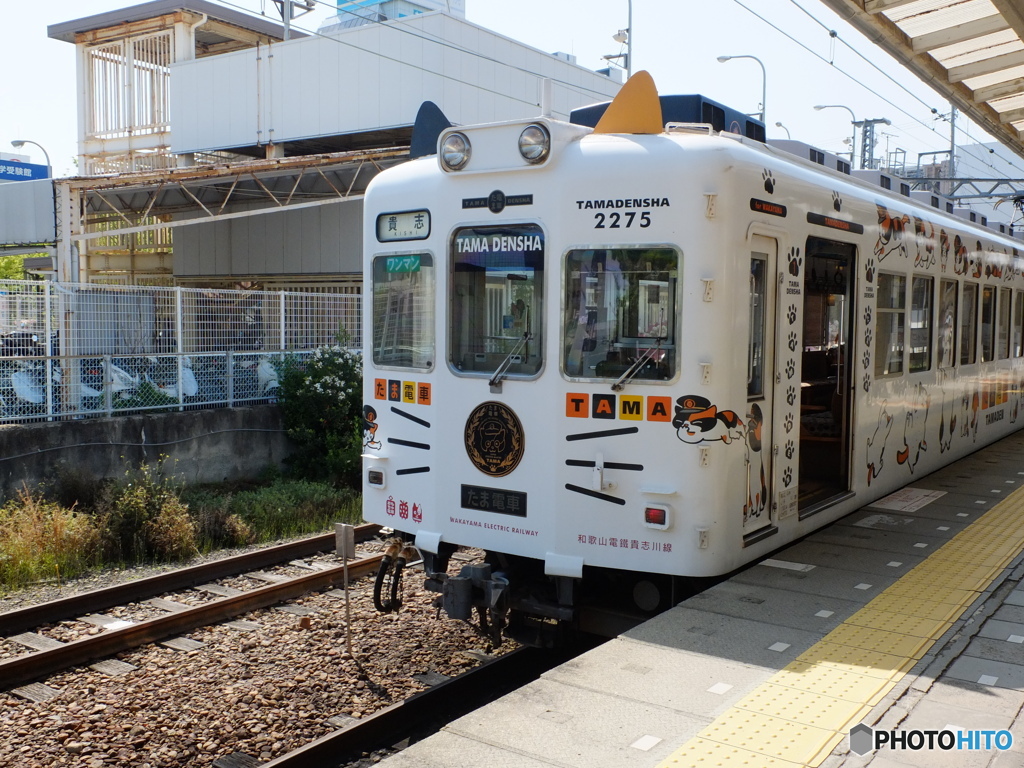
450, 225, 544, 378
998, 287, 1012, 360
562, 248, 678, 382
980, 285, 996, 363
937, 278, 957, 368
748, 256, 767, 398
1014, 290, 1024, 357
961, 282, 979, 365
875, 272, 905, 378
371, 253, 435, 369
909, 276, 933, 373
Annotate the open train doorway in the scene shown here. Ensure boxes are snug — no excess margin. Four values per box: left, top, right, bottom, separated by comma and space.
798, 236, 856, 513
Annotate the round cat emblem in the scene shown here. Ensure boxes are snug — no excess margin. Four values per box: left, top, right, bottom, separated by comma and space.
464, 401, 525, 477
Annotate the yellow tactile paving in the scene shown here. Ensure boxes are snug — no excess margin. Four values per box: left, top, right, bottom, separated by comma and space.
793, 641, 916, 679
884, 567, 992, 593
655, 476, 1024, 768
733, 684, 872, 732
842, 607, 952, 640
770, 662, 898, 706
823, 623, 934, 659
867, 593, 968, 622
697, 710, 838, 765
661, 737, 803, 767
878, 582, 978, 608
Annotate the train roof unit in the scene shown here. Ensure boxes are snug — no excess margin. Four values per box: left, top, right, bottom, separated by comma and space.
570, 93, 766, 143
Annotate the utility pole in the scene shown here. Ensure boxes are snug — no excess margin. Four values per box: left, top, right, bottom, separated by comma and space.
274, 0, 315, 40
949, 103, 957, 179
856, 118, 892, 170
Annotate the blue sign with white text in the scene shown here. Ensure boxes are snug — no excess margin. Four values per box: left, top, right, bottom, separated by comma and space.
0, 162, 48, 181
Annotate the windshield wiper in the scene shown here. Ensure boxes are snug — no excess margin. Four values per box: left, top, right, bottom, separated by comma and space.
611, 339, 663, 392
489, 331, 532, 392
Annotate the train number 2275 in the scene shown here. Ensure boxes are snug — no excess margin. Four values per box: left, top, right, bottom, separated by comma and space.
594, 211, 651, 229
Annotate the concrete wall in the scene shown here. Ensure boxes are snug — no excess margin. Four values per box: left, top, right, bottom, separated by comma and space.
0, 405, 294, 502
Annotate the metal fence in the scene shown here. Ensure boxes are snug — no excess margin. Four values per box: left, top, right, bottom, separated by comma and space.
0, 280, 361, 423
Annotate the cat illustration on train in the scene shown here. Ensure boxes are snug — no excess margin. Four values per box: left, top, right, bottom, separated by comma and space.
672, 395, 767, 518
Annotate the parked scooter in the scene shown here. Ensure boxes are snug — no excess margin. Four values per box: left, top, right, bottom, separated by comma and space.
79, 357, 143, 409
144, 355, 199, 400
235, 354, 279, 401
0, 331, 61, 416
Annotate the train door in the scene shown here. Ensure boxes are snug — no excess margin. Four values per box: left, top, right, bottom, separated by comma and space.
797, 236, 856, 512
745, 235, 776, 539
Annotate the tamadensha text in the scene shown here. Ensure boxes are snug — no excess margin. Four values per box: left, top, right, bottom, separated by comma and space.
456, 235, 543, 253
576, 197, 670, 210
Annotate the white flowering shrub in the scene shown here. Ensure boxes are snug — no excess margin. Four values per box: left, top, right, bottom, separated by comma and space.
277, 340, 363, 485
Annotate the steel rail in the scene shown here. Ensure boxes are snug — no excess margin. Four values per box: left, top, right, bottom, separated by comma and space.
0, 524, 381, 636
0, 553, 383, 692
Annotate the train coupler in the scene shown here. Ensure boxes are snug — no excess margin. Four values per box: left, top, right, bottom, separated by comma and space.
425, 563, 510, 643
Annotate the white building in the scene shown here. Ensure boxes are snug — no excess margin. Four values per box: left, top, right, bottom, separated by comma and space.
0, 0, 620, 286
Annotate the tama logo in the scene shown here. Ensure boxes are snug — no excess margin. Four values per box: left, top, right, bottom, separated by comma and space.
566, 392, 672, 422
575, 197, 670, 210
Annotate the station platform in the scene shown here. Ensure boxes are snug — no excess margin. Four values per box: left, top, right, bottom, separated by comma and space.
381, 432, 1024, 768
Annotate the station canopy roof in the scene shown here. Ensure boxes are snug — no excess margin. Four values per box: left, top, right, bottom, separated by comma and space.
820, 0, 1024, 162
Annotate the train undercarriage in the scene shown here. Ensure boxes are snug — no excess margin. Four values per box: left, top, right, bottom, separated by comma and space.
372, 533, 712, 646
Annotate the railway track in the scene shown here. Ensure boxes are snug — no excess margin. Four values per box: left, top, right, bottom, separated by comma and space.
0, 524, 382, 695
1, 532, 536, 767
257, 644, 583, 768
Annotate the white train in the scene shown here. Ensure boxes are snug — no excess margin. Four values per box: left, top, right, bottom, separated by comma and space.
361, 72, 1024, 643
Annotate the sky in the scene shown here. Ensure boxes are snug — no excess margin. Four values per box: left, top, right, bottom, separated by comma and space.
2, 0, 1024, 199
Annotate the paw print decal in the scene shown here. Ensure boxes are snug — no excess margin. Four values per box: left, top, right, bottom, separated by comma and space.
862, 350, 871, 370
832, 191, 842, 212
785, 358, 796, 379
782, 467, 793, 487
786, 385, 796, 406
786, 304, 798, 325
865, 327, 873, 348
784, 412, 794, 433
784, 439, 795, 460
864, 306, 872, 326
762, 169, 775, 194
863, 372, 871, 393
788, 247, 803, 277
865, 258, 875, 283
787, 331, 798, 352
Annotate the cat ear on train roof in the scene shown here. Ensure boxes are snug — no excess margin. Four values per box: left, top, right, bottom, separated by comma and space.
410, 101, 454, 160
593, 71, 664, 135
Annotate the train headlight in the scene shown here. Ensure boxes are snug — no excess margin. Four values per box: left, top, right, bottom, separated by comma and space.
518, 124, 550, 164
440, 132, 471, 171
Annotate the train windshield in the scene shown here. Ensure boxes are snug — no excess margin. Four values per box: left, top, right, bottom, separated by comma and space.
450, 225, 544, 377
371, 253, 435, 369
562, 248, 678, 381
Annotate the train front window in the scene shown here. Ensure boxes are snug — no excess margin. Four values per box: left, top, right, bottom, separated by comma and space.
450, 225, 544, 377
562, 248, 678, 381
371, 253, 434, 369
